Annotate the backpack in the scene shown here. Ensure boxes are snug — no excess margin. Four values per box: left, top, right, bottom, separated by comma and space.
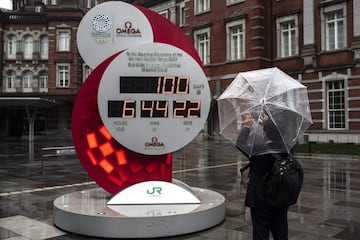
261, 154, 303, 208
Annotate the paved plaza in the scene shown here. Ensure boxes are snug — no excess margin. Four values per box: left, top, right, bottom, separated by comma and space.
0, 132, 360, 239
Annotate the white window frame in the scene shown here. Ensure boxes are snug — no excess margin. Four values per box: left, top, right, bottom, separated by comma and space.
194, 28, 210, 65
276, 15, 298, 58
7, 35, 17, 59
4, 75, 16, 92
321, 3, 347, 51
195, 0, 210, 15
86, 0, 92, 8
57, 29, 71, 52
23, 35, 33, 60
226, 19, 246, 61
39, 73, 48, 92
327, 80, 346, 130
51, 0, 57, 5
57, 64, 70, 88
83, 64, 92, 82
22, 71, 33, 92
226, 0, 245, 6
40, 35, 49, 59
158, 10, 169, 19
179, 2, 186, 27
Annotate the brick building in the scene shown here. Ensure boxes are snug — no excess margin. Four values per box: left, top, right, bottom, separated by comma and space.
0, 0, 98, 139
1, 0, 360, 144
139, 0, 360, 144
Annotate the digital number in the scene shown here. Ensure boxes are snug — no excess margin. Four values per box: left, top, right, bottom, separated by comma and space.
120, 77, 158, 93
176, 76, 189, 94
120, 76, 189, 94
108, 100, 136, 118
162, 77, 175, 94
173, 100, 200, 118
108, 100, 200, 118
161, 76, 189, 94
141, 100, 169, 118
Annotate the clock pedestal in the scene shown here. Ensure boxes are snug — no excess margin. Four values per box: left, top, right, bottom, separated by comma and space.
53, 181, 225, 238
65, 2, 226, 237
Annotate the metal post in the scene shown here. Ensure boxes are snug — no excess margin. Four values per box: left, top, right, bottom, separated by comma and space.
25, 106, 37, 142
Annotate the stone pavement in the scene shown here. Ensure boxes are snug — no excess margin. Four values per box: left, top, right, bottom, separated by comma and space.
0, 133, 360, 239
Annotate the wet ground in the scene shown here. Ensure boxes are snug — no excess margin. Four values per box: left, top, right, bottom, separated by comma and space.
0, 132, 360, 239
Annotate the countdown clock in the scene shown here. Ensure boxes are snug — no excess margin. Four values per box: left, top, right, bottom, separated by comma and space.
73, 1, 210, 194
98, 42, 210, 155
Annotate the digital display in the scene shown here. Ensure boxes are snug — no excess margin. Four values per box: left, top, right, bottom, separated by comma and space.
107, 100, 200, 118
108, 100, 136, 118
141, 100, 168, 118
173, 100, 200, 118
97, 43, 211, 155
120, 76, 189, 94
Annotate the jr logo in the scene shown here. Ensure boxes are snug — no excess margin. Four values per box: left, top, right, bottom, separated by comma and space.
147, 187, 162, 195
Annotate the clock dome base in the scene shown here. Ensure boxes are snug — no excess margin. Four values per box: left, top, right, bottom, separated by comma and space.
53, 186, 225, 238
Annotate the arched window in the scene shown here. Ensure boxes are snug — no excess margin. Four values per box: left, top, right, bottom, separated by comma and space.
24, 35, 34, 59
22, 70, 34, 92
4, 70, 16, 92
40, 35, 49, 59
39, 70, 48, 92
7, 34, 17, 59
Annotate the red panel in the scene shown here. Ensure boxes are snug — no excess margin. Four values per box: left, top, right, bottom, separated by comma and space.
72, 4, 207, 195
135, 5, 204, 73
72, 52, 172, 195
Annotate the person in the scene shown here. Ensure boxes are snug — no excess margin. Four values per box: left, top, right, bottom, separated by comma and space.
236, 113, 290, 240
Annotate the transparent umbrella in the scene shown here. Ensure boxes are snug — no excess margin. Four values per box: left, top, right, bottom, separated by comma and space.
217, 67, 313, 157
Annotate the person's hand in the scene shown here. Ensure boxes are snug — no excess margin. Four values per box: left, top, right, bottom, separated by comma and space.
260, 112, 268, 122
244, 114, 254, 128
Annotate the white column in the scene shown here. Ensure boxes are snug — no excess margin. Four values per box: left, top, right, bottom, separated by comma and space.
303, 0, 314, 45
354, 0, 360, 37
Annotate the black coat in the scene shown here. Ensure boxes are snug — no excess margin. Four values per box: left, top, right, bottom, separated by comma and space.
236, 127, 288, 210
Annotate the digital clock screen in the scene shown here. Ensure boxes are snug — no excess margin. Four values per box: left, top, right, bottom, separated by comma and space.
120, 76, 189, 94
98, 43, 211, 155
107, 100, 200, 118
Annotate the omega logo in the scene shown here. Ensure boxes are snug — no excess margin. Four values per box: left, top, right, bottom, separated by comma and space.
145, 137, 164, 148
116, 21, 141, 36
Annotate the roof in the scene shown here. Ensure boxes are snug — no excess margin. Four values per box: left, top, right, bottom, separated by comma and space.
0, 97, 58, 108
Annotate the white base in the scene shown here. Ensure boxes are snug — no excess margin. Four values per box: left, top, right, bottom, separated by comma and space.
53, 187, 225, 238
107, 180, 201, 205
